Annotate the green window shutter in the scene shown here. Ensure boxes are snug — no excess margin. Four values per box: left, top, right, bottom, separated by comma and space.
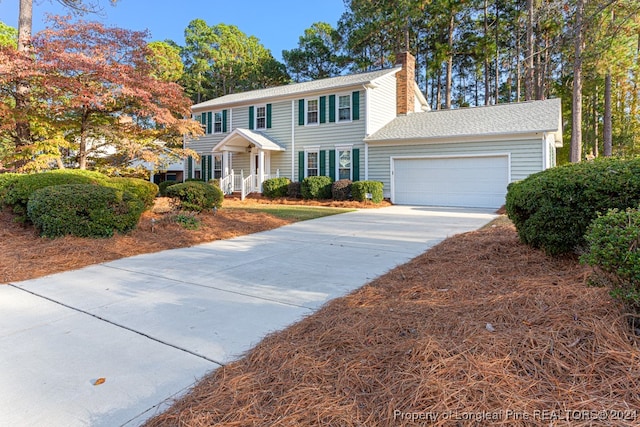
329, 95, 336, 123
352, 91, 360, 121
187, 156, 193, 179
298, 151, 304, 181
207, 155, 213, 181
249, 106, 255, 130
222, 109, 228, 133
320, 150, 326, 176
200, 113, 206, 133
319, 96, 326, 124
353, 148, 360, 181
201, 155, 206, 179
329, 150, 336, 181
266, 104, 272, 129
298, 99, 305, 126
207, 112, 212, 134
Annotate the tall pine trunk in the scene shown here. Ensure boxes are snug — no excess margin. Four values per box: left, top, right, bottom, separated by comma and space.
603, 71, 612, 156
525, 0, 534, 101
445, 14, 454, 109
570, 0, 585, 163
14, 0, 33, 169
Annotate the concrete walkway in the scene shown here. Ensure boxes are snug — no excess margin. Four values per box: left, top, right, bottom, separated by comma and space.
0, 206, 496, 426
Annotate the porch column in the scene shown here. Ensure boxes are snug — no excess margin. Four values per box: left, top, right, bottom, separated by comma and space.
258, 150, 265, 192
223, 151, 230, 176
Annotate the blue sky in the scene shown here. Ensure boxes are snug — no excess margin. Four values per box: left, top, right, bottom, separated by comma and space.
0, 0, 347, 61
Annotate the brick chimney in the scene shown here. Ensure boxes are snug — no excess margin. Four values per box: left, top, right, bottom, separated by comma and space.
396, 51, 416, 116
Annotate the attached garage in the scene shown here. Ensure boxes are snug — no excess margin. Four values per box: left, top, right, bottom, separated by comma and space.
365, 99, 563, 209
391, 154, 509, 208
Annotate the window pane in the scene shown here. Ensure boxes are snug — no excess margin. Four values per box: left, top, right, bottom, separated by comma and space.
256, 106, 266, 129
307, 99, 318, 124
338, 95, 351, 121
338, 150, 351, 180
214, 112, 222, 133
307, 152, 318, 176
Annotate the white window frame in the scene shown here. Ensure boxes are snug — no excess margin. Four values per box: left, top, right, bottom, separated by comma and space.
335, 146, 352, 180
305, 148, 319, 177
213, 155, 222, 178
306, 98, 319, 126
213, 111, 223, 134
337, 93, 352, 122
255, 105, 267, 130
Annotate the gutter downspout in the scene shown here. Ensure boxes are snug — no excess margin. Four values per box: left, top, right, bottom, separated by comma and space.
363, 84, 372, 181
542, 132, 548, 170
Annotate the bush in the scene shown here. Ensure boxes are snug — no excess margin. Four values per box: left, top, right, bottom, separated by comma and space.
581, 208, 640, 310
287, 182, 302, 199
3, 170, 108, 220
158, 180, 179, 196
208, 178, 221, 188
331, 179, 352, 201
165, 181, 223, 212
0, 173, 20, 204
108, 177, 158, 209
27, 184, 145, 238
262, 177, 291, 198
505, 158, 640, 255
301, 176, 333, 200
351, 181, 384, 203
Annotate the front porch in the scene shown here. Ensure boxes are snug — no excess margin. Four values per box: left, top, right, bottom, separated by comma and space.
219, 169, 280, 200
213, 128, 286, 200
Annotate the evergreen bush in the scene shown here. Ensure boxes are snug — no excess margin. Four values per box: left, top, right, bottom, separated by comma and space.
506, 158, 640, 255
351, 181, 384, 203
165, 181, 223, 212
287, 182, 302, 199
262, 177, 291, 198
581, 208, 640, 310
158, 180, 179, 196
27, 184, 144, 238
301, 176, 332, 199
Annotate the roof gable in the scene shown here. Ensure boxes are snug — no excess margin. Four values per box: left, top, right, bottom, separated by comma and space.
365, 98, 562, 143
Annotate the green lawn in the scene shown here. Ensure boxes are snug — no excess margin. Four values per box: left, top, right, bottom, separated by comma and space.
225, 205, 355, 222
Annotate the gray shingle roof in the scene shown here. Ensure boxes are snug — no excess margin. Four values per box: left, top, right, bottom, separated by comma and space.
365, 98, 562, 142
192, 68, 400, 110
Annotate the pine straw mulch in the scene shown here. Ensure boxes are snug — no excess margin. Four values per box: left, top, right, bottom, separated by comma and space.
144, 222, 640, 427
0, 196, 384, 284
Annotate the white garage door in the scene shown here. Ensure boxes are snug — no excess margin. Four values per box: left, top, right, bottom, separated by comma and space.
392, 155, 509, 208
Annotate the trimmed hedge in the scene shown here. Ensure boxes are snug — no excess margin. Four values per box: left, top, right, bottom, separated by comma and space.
165, 181, 223, 212
3, 170, 108, 219
581, 208, 640, 309
158, 180, 179, 196
301, 176, 333, 200
109, 177, 158, 209
0, 173, 20, 204
506, 158, 640, 255
27, 184, 145, 238
351, 180, 384, 203
262, 177, 291, 198
332, 179, 352, 201
287, 182, 302, 199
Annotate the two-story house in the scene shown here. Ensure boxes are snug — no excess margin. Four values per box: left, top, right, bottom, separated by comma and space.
186, 52, 562, 209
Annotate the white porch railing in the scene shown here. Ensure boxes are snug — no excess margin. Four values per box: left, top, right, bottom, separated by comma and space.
219, 169, 280, 200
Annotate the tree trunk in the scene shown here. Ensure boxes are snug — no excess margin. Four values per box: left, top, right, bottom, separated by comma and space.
525, 0, 534, 101
494, 0, 500, 104
445, 14, 454, 109
484, 0, 490, 105
603, 71, 612, 156
570, 0, 585, 163
14, 0, 34, 169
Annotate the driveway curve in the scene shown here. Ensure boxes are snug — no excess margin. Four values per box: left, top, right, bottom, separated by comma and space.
0, 205, 496, 426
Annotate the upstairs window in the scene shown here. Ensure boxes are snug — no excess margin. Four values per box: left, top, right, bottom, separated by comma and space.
214, 112, 223, 133
306, 99, 319, 125
256, 105, 266, 129
338, 95, 351, 122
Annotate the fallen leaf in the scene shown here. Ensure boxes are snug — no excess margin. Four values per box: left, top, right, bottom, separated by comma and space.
94, 378, 106, 386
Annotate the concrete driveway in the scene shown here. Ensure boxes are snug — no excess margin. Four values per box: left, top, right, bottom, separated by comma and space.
0, 205, 496, 426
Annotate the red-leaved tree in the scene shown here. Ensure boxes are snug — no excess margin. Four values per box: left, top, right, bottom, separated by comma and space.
1, 16, 201, 171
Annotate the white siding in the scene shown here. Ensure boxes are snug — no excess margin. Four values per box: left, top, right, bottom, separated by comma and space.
368, 138, 544, 198
367, 73, 397, 136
